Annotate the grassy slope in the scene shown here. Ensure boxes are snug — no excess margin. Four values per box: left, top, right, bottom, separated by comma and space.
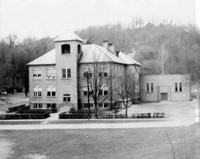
0, 93, 29, 111
3, 124, 200, 159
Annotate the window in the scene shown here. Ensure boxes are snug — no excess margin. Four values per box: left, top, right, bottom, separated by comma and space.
63, 94, 71, 102
104, 72, 108, 77
98, 89, 103, 96
47, 86, 56, 97
78, 44, 81, 54
83, 67, 92, 78
99, 72, 103, 77
151, 83, 153, 93
33, 68, 42, 79
146, 83, 150, 93
83, 91, 88, 96
47, 103, 56, 109
33, 86, 42, 97
104, 103, 109, 108
33, 104, 37, 108
33, 103, 42, 109
61, 44, 70, 54
179, 82, 182, 92
84, 103, 88, 108
62, 69, 66, 78
47, 68, 56, 79
67, 69, 71, 78
99, 103, 103, 108
146, 83, 153, 93
62, 68, 71, 79
39, 103, 42, 108
104, 90, 108, 95
175, 82, 178, 92
47, 104, 51, 109
84, 72, 92, 78
175, 82, 182, 92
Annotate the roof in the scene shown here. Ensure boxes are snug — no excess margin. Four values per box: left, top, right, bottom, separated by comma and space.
79, 44, 125, 64
54, 30, 83, 42
27, 49, 56, 66
119, 51, 141, 66
27, 44, 140, 66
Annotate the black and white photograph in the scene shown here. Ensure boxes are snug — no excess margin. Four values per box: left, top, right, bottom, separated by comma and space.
0, 0, 200, 158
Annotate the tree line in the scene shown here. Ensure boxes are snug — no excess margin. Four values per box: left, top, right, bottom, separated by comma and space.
1, 19, 200, 95
0, 35, 54, 95
77, 21, 200, 82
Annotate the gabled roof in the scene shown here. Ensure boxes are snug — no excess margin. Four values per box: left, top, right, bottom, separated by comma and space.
79, 44, 125, 64
27, 49, 56, 66
54, 30, 83, 42
27, 44, 140, 66
119, 51, 141, 66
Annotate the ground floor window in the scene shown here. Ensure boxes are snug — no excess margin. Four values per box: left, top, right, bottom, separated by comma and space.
33, 103, 42, 109
47, 103, 56, 109
63, 94, 71, 102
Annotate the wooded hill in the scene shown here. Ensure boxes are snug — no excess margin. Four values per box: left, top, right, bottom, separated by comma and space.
77, 23, 200, 82
0, 22, 200, 94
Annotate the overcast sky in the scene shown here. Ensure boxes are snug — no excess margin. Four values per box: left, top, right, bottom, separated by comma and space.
0, 0, 198, 40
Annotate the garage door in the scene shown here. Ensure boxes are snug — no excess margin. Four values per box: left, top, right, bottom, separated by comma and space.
161, 93, 168, 101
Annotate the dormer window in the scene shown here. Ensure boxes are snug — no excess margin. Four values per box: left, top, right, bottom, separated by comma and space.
61, 44, 70, 54
78, 44, 81, 54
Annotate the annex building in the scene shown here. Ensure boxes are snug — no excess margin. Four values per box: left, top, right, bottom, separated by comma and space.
27, 31, 141, 111
140, 74, 191, 102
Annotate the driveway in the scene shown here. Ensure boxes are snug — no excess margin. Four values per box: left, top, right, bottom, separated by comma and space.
118, 100, 199, 126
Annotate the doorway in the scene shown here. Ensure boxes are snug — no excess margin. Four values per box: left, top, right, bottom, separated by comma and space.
161, 93, 168, 101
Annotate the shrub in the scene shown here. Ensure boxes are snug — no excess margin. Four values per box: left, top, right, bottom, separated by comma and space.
15, 86, 23, 92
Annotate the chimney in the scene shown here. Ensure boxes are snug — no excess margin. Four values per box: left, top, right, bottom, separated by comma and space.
116, 51, 120, 57
103, 40, 109, 49
108, 42, 115, 53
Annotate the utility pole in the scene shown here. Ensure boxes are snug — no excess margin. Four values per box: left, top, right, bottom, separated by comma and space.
85, 72, 91, 119
198, 83, 200, 122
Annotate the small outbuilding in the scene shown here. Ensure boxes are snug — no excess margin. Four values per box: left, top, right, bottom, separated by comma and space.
141, 74, 191, 102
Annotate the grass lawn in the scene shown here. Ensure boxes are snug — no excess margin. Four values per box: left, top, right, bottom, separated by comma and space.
2, 124, 200, 159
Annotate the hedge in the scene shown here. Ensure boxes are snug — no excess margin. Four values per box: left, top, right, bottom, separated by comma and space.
0, 113, 50, 120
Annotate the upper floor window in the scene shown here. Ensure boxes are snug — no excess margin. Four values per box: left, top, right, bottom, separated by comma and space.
33, 86, 42, 97
78, 44, 81, 54
99, 72, 108, 77
47, 86, 56, 97
47, 68, 56, 79
83, 67, 92, 78
61, 44, 70, 54
33, 68, 42, 79
62, 68, 71, 79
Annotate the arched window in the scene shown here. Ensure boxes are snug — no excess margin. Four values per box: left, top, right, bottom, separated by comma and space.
63, 94, 71, 102
78, 44, 81, 54
61, 44, 70, 54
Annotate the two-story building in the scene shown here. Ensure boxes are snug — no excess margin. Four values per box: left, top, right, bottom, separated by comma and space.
27, 31, 141, 111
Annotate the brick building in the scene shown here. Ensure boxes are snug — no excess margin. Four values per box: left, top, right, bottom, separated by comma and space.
27, 31, 140, 111
140, 74, 191, 102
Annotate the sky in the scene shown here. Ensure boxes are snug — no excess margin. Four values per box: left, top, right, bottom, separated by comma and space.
0, 0, 198, 40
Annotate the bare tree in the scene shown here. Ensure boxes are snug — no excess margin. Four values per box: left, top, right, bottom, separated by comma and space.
116, 73, 136, 118
158, 43, 168, 74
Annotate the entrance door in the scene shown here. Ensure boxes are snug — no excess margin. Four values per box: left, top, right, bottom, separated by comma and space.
161, 93, 168, 101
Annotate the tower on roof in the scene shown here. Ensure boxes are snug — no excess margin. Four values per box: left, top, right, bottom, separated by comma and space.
55, 30, 83, 109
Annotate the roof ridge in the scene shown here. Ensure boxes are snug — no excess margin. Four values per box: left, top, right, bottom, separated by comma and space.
94, 44, 119, 63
